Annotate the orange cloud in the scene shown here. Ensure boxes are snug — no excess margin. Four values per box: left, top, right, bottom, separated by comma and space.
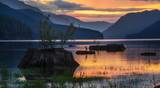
70, 14, 122, 22
64, 0, 159, 8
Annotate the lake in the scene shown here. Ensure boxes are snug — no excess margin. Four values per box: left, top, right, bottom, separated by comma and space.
1, 39, 160, 88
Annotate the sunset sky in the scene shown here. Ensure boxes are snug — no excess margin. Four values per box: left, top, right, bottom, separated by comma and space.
21, 0, 160, 23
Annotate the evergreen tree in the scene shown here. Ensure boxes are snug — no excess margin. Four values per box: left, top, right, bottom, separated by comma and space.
40, 17, 56, 48
59, 23, 76, 48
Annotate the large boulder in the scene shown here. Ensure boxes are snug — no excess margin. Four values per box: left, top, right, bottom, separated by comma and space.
18, 48, 79, 80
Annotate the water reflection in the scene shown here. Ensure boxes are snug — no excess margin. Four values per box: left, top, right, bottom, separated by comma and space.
74, 46, 160, 78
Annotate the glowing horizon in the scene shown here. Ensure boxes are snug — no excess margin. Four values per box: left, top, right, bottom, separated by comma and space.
21, 0, 160, 22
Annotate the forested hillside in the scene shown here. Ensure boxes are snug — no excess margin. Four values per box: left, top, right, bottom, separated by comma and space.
0, 15, 32, 40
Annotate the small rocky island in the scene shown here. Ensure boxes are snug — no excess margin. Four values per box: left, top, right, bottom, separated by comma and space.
17, 18, 80, 80
18, 48, 79, 80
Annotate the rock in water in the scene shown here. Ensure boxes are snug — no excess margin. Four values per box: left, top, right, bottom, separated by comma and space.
18, 48, 79, 80
154, 85, 160, 88
89, 44, 126, 52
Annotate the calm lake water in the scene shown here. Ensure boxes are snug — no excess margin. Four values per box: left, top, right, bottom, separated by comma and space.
1, 40, 160, 87
65, 40, 160, 79
73, 45, 160, 78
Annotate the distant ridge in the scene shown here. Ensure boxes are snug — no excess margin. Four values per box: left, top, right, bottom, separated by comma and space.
0, 1, 103, 39
128, 19, 160, 38
0, 0, 112, 32
47, 13, 112, 32
0, 0, 40, 11
103, 10, 160, 38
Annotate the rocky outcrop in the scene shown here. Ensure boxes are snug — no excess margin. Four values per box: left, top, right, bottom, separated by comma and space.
18, 48, 79, 79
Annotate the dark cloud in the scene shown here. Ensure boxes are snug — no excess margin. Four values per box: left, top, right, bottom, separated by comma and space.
19, 0, 57, 12
53, 0, 83, 10
88, 8, 145, 12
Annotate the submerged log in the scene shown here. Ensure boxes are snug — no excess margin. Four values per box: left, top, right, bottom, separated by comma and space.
89, 44, 126, 52
141, 52, 156, 56
76, 51, 95, 55
18, 48, 79, 80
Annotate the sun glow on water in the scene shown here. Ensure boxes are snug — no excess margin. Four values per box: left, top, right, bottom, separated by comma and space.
74, 48, 160, 78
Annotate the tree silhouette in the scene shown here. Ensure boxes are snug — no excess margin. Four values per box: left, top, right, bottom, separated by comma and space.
59, 23, 76, 48
40, 17, 56, 48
